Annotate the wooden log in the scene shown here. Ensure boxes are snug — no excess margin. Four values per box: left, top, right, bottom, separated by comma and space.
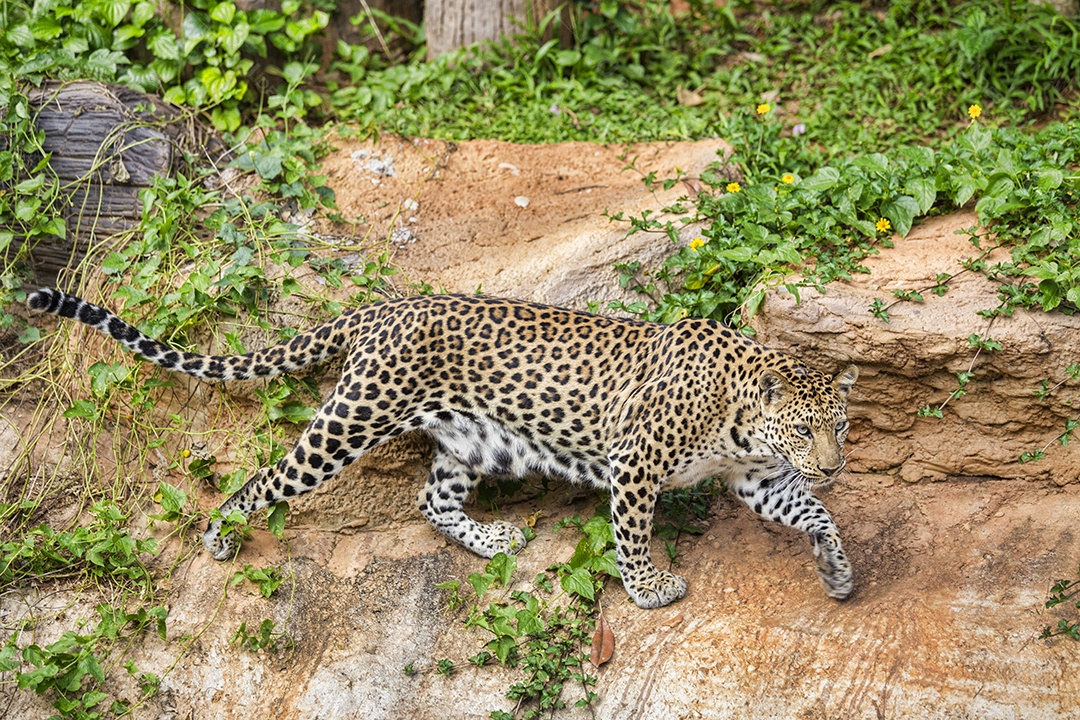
21, 81, 225, 285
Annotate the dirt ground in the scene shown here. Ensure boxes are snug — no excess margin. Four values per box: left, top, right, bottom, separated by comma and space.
2, 136, 1078, 720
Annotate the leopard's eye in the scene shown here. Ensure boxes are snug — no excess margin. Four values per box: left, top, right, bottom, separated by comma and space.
835, 419, 849, 434
795, 424, 812, 439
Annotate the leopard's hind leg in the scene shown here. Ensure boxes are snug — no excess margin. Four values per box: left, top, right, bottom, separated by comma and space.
417, 448, 526, 558
202, 382, 401, 559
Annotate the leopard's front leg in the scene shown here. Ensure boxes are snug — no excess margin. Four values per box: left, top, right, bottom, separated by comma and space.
736, 476, 853, 599
609, 466, 687, 609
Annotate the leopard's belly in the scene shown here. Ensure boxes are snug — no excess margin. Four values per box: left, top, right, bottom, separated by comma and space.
422, 410, 611, 489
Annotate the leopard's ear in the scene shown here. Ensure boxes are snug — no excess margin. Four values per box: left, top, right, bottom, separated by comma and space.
832, 365, 859, 398
759, 369, 791, 409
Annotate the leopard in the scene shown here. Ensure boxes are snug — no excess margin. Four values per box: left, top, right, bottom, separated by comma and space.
28, 287, 859, 609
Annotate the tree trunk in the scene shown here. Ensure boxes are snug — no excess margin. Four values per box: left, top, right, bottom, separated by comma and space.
424, 0, 565, 59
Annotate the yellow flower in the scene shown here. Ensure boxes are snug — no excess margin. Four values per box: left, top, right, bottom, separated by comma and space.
968, 104, 982, 119
689, 237, 705, 251
726, 182, 741, 193
756, 103, 771, 115
876, 217, 892, 233
182, 448, 191, 458
781, 173, 795, 184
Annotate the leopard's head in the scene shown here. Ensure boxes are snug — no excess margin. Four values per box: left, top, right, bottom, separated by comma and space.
757, 364, 859, 487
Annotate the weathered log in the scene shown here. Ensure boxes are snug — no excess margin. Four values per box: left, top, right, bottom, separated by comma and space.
21, 80, 225, 284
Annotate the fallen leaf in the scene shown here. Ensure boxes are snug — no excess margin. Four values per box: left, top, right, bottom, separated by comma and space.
662, 613, 683, 629
868, 43, 892, 59
680, 178, 706, 196
676, 84, 705, 107
590, 612, 615, 668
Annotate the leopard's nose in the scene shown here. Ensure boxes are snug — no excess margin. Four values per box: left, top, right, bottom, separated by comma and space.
820, 463, 842, 477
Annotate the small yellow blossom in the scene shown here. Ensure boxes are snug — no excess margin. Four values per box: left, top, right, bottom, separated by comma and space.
968, 104, 982, 120
875, 217, 892, 233
781, 173, 795, 184
756, 103, 771, 115
182, 448, 191, 458
689, 237, 705, 251
726, 182, 742, 193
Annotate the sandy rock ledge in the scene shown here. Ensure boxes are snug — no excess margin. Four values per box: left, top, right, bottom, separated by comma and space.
752, 212, 1080, 485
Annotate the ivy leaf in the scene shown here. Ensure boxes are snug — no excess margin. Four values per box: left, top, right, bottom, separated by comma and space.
880, 195, 920, 237
148, 606, 169, 641
267, 502, 288, 539
0, 643, 21, 672
798, 167, 840, 192
89, 362, 131, 397
154, 482, 187, 515
62, 399, 100, 421
1037, 168, 1064, 190
252, 151, 283, 181
82, 690, 109, 709
489, 635, 516, 664
561, 567, 595, 601
468, 572, 495, 599
590, 549, 620, 578
581, 515, 614, 553
905, 178, 937, 214
515, 607, 544, 636
486, 552, 517, 587
266, 401, 314, 424
6, 24, 35, 48
102, 0, 132, 28
210, 1, 237, 24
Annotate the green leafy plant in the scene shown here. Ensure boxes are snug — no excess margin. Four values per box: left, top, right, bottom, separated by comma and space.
149, 480, 192, 524
0, 501, 157, 595
656, 478, 717, 565
0, 72, 65, 340
0, 602, 168, 719
1021, 364, 1080, 463
0, 0, 331, 130
231, 618, 293, 653
433, 510, 622, 719
231, 564, 285, 599
1041, 565, 1080, 641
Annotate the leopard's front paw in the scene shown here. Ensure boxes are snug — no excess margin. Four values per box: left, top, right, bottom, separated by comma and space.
203, 520, 238, 561
472, 520, 528, 558
623, 569, 688, 609
817, 561, 853, 600
812, 532, 853, 600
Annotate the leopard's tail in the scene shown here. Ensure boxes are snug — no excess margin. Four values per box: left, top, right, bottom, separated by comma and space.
28, 287, 352, 382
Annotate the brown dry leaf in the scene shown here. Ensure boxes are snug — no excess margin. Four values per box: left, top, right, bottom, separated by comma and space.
676, 84, 705, 107
590, 612, 615, 668
662, 613, 684, 630
680, 178, 706, 196
868, 43, 892, 59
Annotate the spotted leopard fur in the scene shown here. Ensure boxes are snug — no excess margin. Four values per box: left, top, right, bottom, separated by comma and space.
29, 287, 859, 608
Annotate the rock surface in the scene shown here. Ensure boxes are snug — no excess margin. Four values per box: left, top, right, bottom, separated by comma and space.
3, 136, 1078, 720
752, 212, 1080, 485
